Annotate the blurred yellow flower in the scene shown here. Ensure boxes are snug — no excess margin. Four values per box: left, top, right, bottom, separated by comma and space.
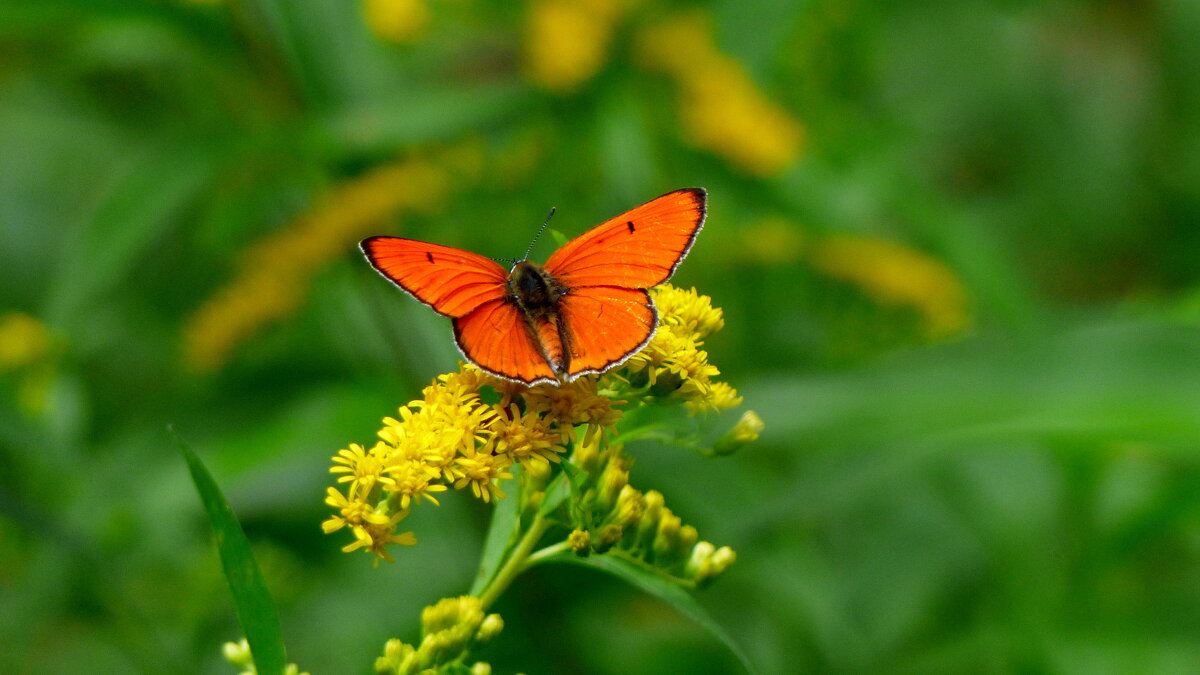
0, 312, 57, 415
810, 234, 970, 338
524, 0, 629, 91
637, 11, 804, 176
363, 0, 429, 44
184, 158, 450, 371
0, 312, 49, 371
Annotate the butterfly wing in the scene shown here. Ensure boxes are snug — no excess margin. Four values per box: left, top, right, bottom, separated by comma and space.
361, 237, 508, 317
544, 188, 706, 379
453, 299, 558, 384
362, 236, 558, 384
543, 187, 706, 290
556, 286, 656, 375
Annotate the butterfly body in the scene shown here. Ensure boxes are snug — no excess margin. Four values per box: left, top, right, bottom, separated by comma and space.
362, 188, 706, 385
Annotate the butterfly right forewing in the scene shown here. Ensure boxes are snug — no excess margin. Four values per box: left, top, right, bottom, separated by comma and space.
361, 236, 509, 318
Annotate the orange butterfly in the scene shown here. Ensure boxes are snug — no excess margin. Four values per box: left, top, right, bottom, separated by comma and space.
361, 188, 707, 386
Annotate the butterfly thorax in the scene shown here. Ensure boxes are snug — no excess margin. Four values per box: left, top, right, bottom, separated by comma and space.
507, 261, 563, 314
507, 261, 572, 377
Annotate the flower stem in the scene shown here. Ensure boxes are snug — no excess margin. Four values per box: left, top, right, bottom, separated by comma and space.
525, 540, 571, 566
478, 511, 552, 611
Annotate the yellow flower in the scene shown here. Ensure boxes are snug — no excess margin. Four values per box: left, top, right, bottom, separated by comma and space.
636, 11, 804, 176
809, 233, 970, 338
0, 312, 57, 415
183, 157, 451, 371
712, 409, 763, 454
0, 312, 50, 371
330, 442, 392, 495
652, 285, 724, 340
363, 0, 429, 44
524, 0, 627, 91
490, 404, 568, 468
377, 597, 503, 674
451, 445, 513, 503
522, 377, 622, 429
618, 285, 738, 414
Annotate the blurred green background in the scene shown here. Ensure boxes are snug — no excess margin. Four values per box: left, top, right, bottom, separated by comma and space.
3, 0, 1200, 672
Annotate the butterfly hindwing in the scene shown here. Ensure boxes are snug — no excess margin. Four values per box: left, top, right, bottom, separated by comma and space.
543, 188, 706, 290
361, 236, 508, 318
557, 286, 656, 376
453, 299, 558, 384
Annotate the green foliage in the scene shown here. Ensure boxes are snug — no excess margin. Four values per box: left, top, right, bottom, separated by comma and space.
2, 0, 1199, 673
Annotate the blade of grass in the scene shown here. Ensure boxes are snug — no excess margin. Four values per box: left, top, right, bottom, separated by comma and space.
173, 428, 287, 675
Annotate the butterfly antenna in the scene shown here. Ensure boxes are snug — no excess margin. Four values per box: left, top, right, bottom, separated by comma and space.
522, 207, 556, 261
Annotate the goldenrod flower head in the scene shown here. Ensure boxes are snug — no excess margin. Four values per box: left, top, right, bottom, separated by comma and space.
490, 404, 568, 468
524, 0, 628, 91
222, 638, 310, 675
0, 311, 59, 415
614, 484, 644, 529
363, 0, 429, 44
597, 451, 631, 510
713, 409, 764, 455
0, 312, 50, 371
374, 596, 502, 674
326, 289, 743, 570
621, 285, 740, 415
375, 638, 418, 674
569, 528, 591, 555
523, 376, 622, 428
653, 285, 724, 340
476, 613, 504, 643
809, 234, 970, 338
636, 11, 804, 176
451, 444, 514, 503
686, 543, 737, 587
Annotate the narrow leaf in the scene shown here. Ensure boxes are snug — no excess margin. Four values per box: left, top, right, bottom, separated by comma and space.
542, 553, 759, 675
174, 429, 287, 675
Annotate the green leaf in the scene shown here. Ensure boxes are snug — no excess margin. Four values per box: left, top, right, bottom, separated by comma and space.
543, 553, 759, 675
174, 429, 287, 675
537, 470, 573, 518
470, 472, 522, 597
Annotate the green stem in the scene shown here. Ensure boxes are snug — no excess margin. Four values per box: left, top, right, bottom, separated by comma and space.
477, 511, 552, 611
525, 540, 571, 567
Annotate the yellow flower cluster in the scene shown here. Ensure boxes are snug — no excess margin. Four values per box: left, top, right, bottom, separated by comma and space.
623, 285, 742, 414
363, 0, 429, 44
568, 432, 736, 586
324, 366, 618, 563
523, 0, 631, 91
0, 311, 56, 415
183, 158, 449, 372
809, 233, 970, 338
636, 11, 804, 176
222, 639, 309, 675
375, 596, 503, 675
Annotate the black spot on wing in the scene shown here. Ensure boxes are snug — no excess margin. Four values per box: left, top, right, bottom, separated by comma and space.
626, 220, 635, 233
426, 252, 435, 264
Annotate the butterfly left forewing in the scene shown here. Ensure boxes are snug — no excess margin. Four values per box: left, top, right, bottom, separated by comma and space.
543, 187, 706, 290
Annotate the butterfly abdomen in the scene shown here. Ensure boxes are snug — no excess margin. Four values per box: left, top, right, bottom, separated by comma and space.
507, 261, 571, 377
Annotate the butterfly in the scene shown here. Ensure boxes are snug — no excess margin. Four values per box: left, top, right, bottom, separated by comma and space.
361, 188, 706, 386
